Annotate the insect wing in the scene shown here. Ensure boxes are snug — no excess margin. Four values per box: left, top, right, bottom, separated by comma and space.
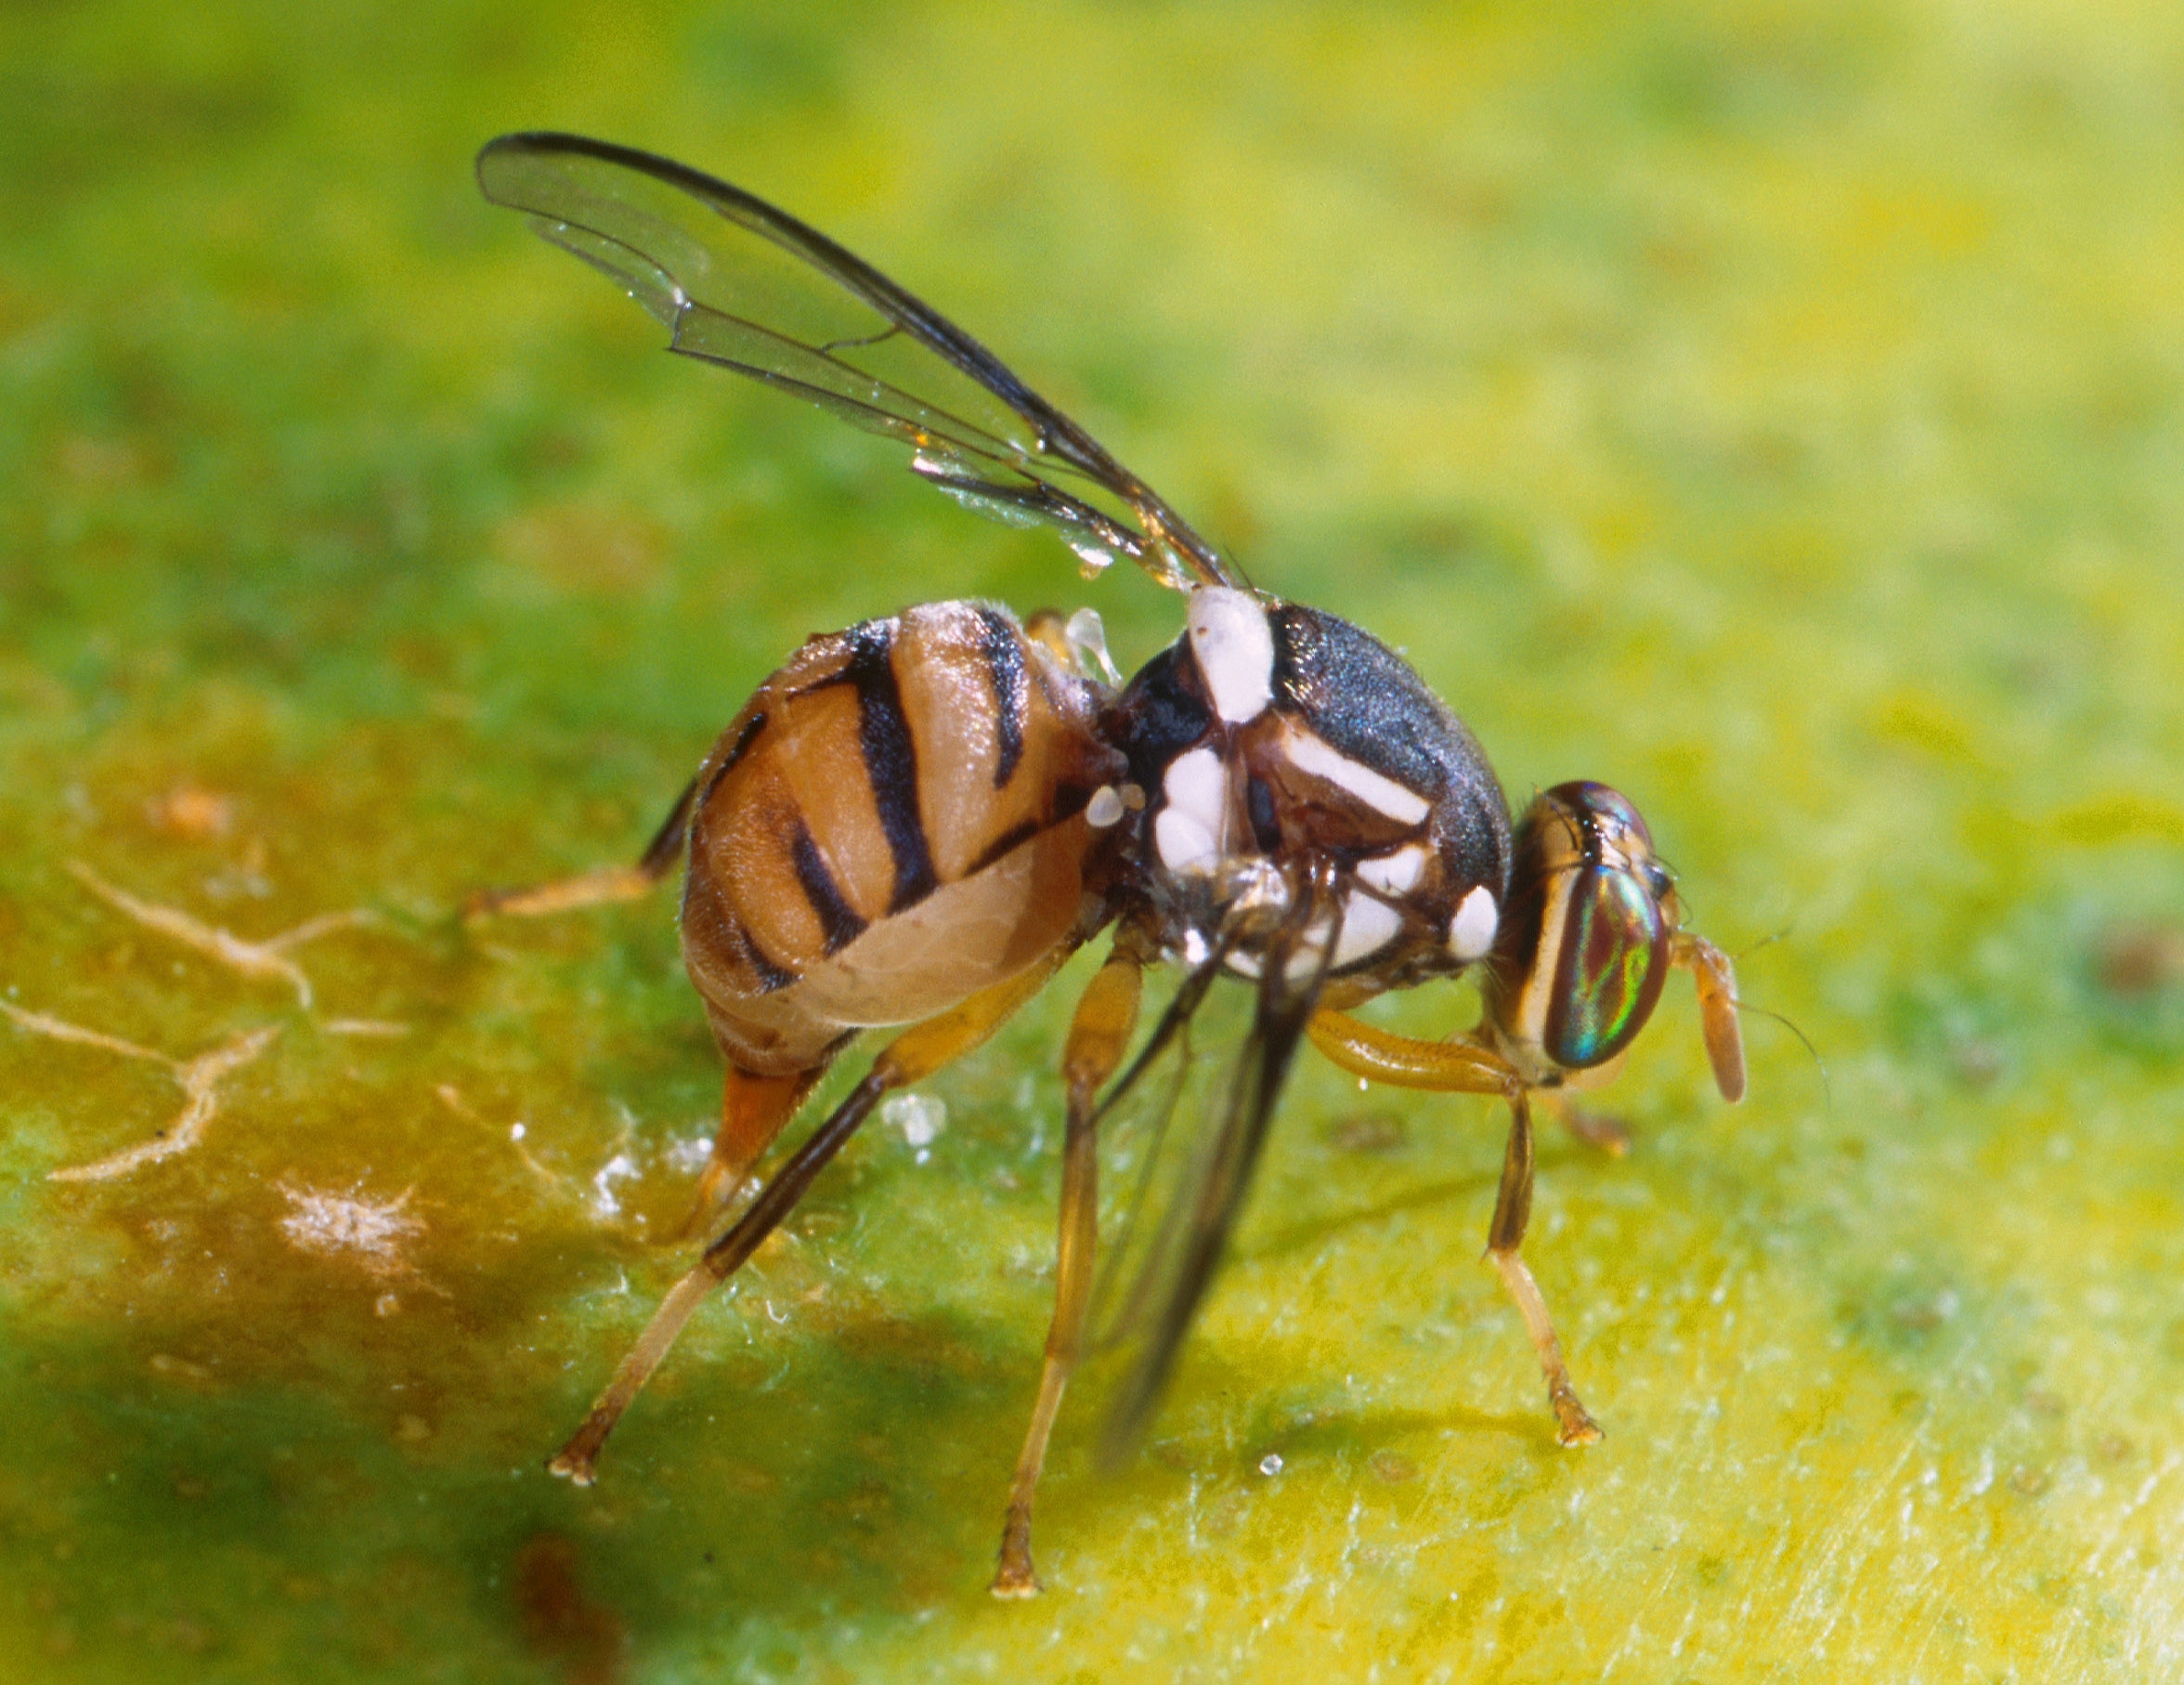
1084, 947, 1231, 1347
1088, 905, 1337, 1465
476, 132, 1241, 593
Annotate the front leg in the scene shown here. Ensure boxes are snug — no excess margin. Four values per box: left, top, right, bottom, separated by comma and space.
1305, 1010, 1602, 1446
1483, 1087, 1602, 1445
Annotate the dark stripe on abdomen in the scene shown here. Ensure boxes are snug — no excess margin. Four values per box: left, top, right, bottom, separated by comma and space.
696, 710, 769, 813
726, 913, 799, 995
973, 606, 1028, 788
790, 818, 867, 954
963, 816, 1041, 878
836, 620, 939, 914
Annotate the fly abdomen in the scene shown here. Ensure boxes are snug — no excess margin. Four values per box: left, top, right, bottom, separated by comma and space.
679, 601, 1125, 1073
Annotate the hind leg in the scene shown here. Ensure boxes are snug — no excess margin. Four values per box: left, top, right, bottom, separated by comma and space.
549, 943, 1075, 1486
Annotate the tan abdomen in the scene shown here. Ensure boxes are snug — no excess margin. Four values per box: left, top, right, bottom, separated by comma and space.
680, 602, 1124, 1074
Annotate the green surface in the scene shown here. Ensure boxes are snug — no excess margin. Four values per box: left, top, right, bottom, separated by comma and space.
6, 1, 2184, 1678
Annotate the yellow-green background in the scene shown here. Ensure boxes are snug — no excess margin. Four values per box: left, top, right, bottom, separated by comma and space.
6, 1, 2182, 1679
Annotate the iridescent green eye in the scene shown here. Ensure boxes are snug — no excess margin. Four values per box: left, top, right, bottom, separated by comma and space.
1543, 865, 1670, 1069
1545, 780, 1653, 854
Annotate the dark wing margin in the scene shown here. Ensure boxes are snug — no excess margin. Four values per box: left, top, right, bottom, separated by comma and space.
476, 132, 1242, 594
1089, 892, 1341, 1466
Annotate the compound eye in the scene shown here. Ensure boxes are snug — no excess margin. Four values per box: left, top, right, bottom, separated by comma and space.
1542, 863, 1670, 1070
1545, 780, 1655, 856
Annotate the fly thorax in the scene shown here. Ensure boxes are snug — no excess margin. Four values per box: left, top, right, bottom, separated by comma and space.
1107, 588, 1515, 984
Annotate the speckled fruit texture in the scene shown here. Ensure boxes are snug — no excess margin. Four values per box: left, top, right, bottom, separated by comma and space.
5, 2, 2182, 1679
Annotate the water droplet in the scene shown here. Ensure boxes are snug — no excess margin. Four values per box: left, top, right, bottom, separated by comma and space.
881, 1091, 947, 1149
1069, 539, 1116, 578
1063, 607, 1120, 683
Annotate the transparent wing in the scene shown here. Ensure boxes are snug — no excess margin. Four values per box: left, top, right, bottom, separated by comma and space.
476, 131, 1242, 593
1085, 946, 1234, 1354
1088, 890, 1341, 1464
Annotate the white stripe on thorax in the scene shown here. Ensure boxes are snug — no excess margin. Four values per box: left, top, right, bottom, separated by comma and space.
1281, 731, 1431, 825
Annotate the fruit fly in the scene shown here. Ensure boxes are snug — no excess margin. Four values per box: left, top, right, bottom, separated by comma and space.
473, 132, 1747, 1596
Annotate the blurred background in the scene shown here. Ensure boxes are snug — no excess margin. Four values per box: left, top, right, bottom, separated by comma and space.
4, 0, 2182, 1678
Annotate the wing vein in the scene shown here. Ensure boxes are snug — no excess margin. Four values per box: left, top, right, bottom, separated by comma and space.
479, 131, 1244, 593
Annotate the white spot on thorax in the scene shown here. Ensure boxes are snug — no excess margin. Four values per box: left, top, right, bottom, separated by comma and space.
1154, 746, 1227, 872
1450, 885, 1499, 962
1187, 588, 1275, 724
1224, 888, 1403, 982
1357, 844, 1427, 896
1282, 731, 1431, 825
1332, 890, 1402, 967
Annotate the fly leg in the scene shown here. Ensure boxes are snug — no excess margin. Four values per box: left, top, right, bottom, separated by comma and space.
549, 942, 1075, 1486
1540, 1089, 1632, 1158
992, 938, 1148, 1598
459, 773, 840, 1234
1483, 1086, 1601, 1445
464, 777, 696, 919
1305, 1010, 1603, 1447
